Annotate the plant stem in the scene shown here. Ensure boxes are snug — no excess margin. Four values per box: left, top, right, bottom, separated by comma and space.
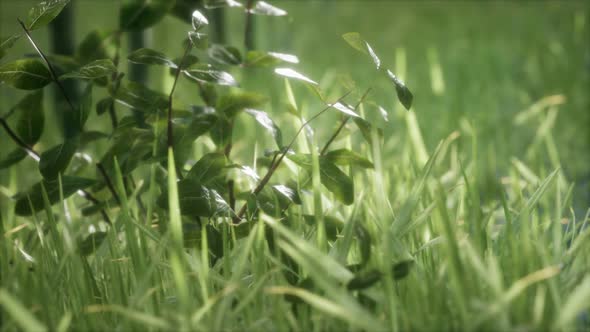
232, 91, 352, 223
167, 44, 192, 150
244, 0, 256, 51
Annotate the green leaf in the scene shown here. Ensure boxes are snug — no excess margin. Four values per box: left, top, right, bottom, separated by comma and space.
39, 137, 79, 179
79, 232, 108, 256
303, 214, 344, 240
329, 101, 361, 118
392, 260, 414, 280
272, 184, 301, 205
77, 30, 116, 64
244, 109, 282, 148
14, 90, 44, 145
26, 0, 71, 31
204, 0, 243, 9
76, 84, 93, 132
217, 91, 268, 118
13, 176, 96, 216
342, 32, 366, 54
158, 178, 232, 217
0, 149, 28, 169
353, 117, 383, 145
95, 97, 113, 115
354, 223, 371, 266
186, 153, 227, 183
248, 1, 287, 16
168, 113, 218, 164
112, 81, 168, 112
183, 65, 237, 86
386, 69, 413, 110
347, 269, 381, 290
119, 0, 174, 31
0, 34, 20, 60
79, 130, 109, 146
60, 59, 116, 80
128, 48, 177, 68
208, 44, 242, 65
324, 149, 373, 168
191, 9, 209, 31
244, 51, 298, 67
0, 59, 51, 90
274, 68, 317, 85
188, 31, 208, 50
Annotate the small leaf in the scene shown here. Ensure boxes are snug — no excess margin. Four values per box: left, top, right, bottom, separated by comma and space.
39, 137, 79, 179
13, 176, 96, 216
95, 97, 113, 115
244, 109, 282, 148
354, 223, 371, 267
303, 214, 344, 240
60, 59, 116, 80
128, 48, 177, 68
183, 65, 237, 86
342, 32, 367, 54
0, 34, 21, 60
0, 149, 28, 169
319, 160, 354, 205
14, 90, 44, 145
77, 30, 116, 64
386, 70, 413, 110
347, 269, 381, 290
353, 117, 383, 145
329, 102, 361, 118
158, 179, 231, 217
365, 42, 381, 69
272, 184, 301, 205
204, 0, 243, 9
186, 153, 227, 183
324, 149, 373, 168
188, 31, 208, 50
26, 0, 71, 30
191, 10, 209, 31
79, 232, 108, 256
208, 45, 242, 65
112, 81, 168, 112
119, 0, 174, 31
217, 91, 268, 118
0, 59, 51, 90
76, 84, 93, 132
245, 50, 299, 67
392, 260, 414, 280
274, 68, 317, 85
248, 1, 287, 16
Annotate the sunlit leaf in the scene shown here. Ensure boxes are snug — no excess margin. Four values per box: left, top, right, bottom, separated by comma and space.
186, 153, 227, 183
0, 34, 20, 60
272, 184, 301, 205
386, 69, 413, 110
329, 102, 360, 118
120, 0, 174, 31
128, 48, 177, 68
248, 1, 287, 16
324, 149, 373, 168
0, 59, 51, 90
183, 65, 237, 86
188, 31, 208, 50
60, 59, 116, 80
204, 0, 243, 9
39, 137, 79, 179
365, 42, 381, 69
191, 10, 209, 31
274, 68, 317, 85
208, 44, 242, 65
158, 179, 231, 217
245, 51, 299, 67
13, 176, 96, 216
244, 109, 282, 148
26, 0, 71, 30
342, 32, 366, 54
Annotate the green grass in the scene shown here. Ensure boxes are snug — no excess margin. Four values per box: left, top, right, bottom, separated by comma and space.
1, 1, 590, 331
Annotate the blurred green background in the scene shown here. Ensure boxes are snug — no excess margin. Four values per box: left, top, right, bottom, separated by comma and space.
1, 1, 589, 209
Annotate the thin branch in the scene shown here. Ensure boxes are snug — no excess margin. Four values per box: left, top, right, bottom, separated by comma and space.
232, 91, 352, 223
320, 88, 372, 156
244, 0, 255, 51
168, 44, 192, 150
17, 19, 77, 115
96, 162, 121, 205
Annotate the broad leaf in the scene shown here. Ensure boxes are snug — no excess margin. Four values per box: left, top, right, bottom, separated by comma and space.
329, 101, 361, 118
392, 260, 414, 280
208, 45, 242, 65
0, 34, 20, 60
324, 149, 373, 168
204, 0, 243, 9
248, 1, 287, 16
0, 59, 51, 90
244, 109, 282, 148
39, 137, 80, 179
112, 81, 168, 113
274, 68, 317, 85
60, 59, 116, 80
191, 10, 209, 31
77, 30, 116, 64
26, 0, 71, 30
119, 0, 174, 31
158, 178, 232, 217
186, 153, 227, 183
128, 48, 177, 68
347, 269, 381, 290
386, 69, 413, 110
14, 90, 44, 145
245, 51, 299, 67
183, 65, 237, 86
217, 91, 268, 118
13, 176, 96, 216
188, 31, 208, 50
0, 149, 28, 169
